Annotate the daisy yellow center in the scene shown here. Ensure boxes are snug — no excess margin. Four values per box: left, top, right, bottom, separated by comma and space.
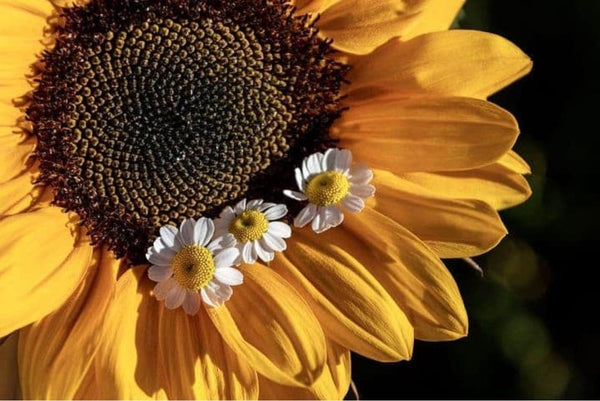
229, 210, 269, 242
171, 245, 215, 290
305, 171, 350, 206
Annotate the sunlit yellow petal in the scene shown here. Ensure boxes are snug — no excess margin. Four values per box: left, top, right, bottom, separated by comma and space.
272, 228, 414, 362
398, 0, 465, 39
0, 168, 50, 216
93, 266, 167, 399
0, 0, 51, 96
348, 30, 532, 99
291, 0, 340, 15
18, 248, 118, 399
372, 170, 507, 258
343, 208, 468, 341
0, 134, 34, 184
398, 163, 532, 211
334, 94, 519, 172
0, 206, 92, 337
317, 0, 420, 55
258, 339, 351, 400
158, 307, 258, 400
498, 150, 532, 174
207, 263, 327, 387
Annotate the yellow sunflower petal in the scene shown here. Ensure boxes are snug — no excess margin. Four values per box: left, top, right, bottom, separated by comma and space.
0, 0, 51, 97
158, 307, 258, 400
347, 30, 532, 99
258, 339, 351, 400
317, 0, 421, 55
342, 208, 468, 341
0, 206, 91, 337
398, 0, 465, 39
333, 95, 519, 172
72, 367, 99, 399
372, 170, 507, 258
0, 0, 53, 24
0, 332, 19, 400
207, 263, 327, 387
324, 339, 351, 399
93, 266, 167, 399
272, 228, 414, 362
291, 0, 340, 15
0, 134, 34, 184
498, 150, 532, 174
18, 248, 119, 399
0, 168, 50, 216
398, 163, 532, 211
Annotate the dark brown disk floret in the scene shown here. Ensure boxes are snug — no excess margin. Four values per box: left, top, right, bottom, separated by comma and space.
28, 0, 348, 263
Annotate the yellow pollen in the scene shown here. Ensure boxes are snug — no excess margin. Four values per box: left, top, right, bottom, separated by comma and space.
229, 210, 269, 242
305, 171, 350, 206
171, 245, 215, 290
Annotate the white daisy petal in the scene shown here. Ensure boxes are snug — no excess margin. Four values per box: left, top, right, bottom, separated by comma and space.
240, 241, 255, 264
153, 278, 177, 301
294, 167, 306, 191
165, 285, 186, 309
202, 282, 233, 307
262, 204, 287, 220
254, 240, 274, 262
193, 217, 215, 246
159, 225, 179, 248
324, 205, 344, 227
257, 202, 277, 212
148, 265, 173, 282
323, 148, 337, 171
152, 237, 176, 257
268, 221, 291, 238
335, 148, 353, 172
283, 189, 307, 201
182, 291, 201, 315
241, 241, 256, 264
262, 231, 286, 252
214, 267, 244, 286
306, 152, 323, 176
311, 206, 344, 233
177, 218, 196, 246
213, 247, 240, 268
350, 184, 376, 198
246, 199, 263, 210
219, 205, 236, 219
201, 287, 220, 308
208, 233, 236, 253
311, 207, 325, 232
234, 198, 247, 213
342, 193, 365, 213
147, 251, 173, 267
349, 162, 373, 185
294, 204, 317, 227
209, 281, 233, 301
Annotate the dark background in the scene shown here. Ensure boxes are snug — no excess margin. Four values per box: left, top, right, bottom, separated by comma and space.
350, 0, 600, 398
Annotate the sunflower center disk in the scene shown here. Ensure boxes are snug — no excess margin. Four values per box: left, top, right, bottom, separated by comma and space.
229, 210, 269, 242
305, 171, 350, 206
30, 0, 347, 262
172, 245, 215, 290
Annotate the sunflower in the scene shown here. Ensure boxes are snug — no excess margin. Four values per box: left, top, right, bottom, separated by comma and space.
0, 0, 532, 398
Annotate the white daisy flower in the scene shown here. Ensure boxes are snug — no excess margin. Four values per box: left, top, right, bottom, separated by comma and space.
146, 217, 242, 313
283, 148, 375, 233
214, 198, 291, 264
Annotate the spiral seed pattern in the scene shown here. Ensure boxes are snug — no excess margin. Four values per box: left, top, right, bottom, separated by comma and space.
29, 0, 347, 262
